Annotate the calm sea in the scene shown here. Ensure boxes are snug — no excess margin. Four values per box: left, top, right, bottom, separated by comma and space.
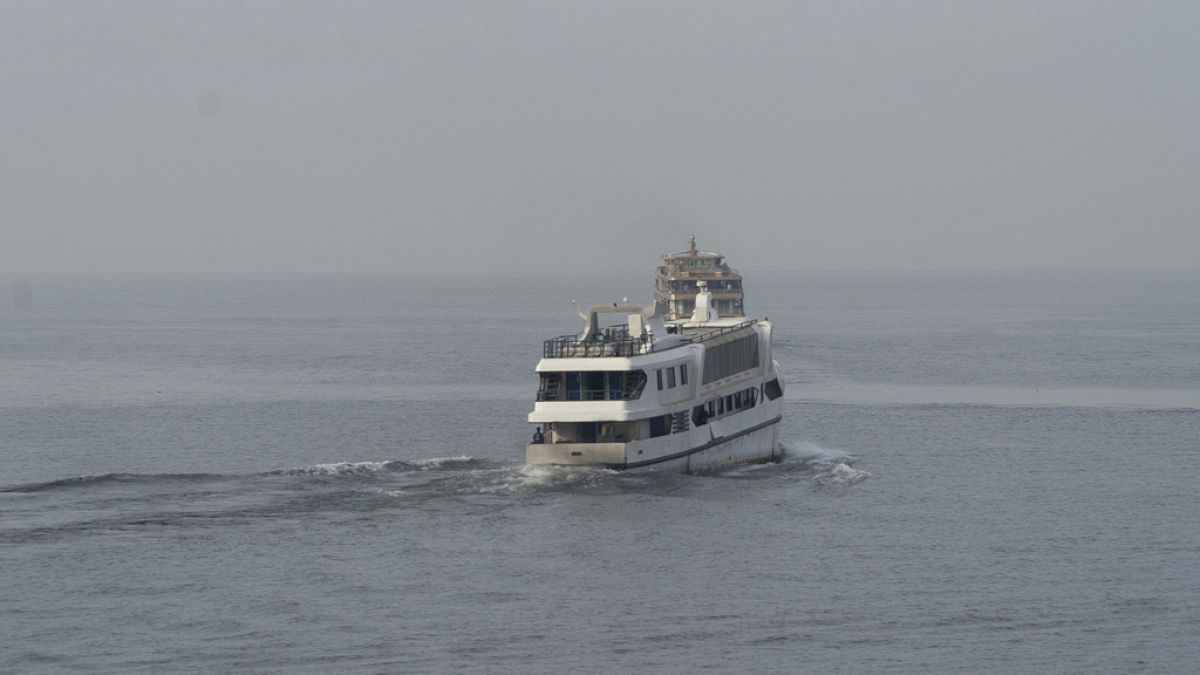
2, 270, 1198, 673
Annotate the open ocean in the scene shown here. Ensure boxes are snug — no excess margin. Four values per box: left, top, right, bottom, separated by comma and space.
2, 270, 1198, 673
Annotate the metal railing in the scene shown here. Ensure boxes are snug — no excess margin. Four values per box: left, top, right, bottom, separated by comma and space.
685, 319, 758, 344
542, 332, 654, 358
536, 388, 635, 402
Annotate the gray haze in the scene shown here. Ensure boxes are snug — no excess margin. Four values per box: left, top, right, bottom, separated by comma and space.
2, 1, 1197, 277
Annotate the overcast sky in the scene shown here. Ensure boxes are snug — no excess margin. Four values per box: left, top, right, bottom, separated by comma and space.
2, 1, 1197, 276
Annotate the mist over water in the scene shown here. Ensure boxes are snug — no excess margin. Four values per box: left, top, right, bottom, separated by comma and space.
2, 271, 1198, 673
4, 3, 1200, 277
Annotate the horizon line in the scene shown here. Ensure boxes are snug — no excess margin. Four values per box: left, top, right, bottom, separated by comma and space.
3, 266, 1199, 282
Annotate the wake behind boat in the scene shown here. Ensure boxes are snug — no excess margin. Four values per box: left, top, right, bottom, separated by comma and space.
526, 237, 784, 473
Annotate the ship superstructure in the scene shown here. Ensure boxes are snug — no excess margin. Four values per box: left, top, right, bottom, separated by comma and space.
527, 239, 783, 473
654, 235, 744, 320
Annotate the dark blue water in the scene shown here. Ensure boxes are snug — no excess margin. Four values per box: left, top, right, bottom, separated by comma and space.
2, 271, 1199, 673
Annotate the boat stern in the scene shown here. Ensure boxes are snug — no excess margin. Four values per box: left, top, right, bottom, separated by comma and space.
525, 442, 627, 468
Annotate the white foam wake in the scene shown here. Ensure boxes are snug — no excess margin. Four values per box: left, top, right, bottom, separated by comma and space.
515, 463, 619, 488
782, 441, 871, 485
410, 455, 476, 470
272, 456, 490, 476
812, 462, 871, 486
281, 461, 391, 476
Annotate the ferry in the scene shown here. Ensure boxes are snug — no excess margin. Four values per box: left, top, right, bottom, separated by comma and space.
526, 237, 784, 472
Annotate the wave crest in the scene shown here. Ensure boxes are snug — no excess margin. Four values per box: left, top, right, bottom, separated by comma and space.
3, 457, 503, 492
1, 472, 225, 493
269, 456, 498, 476
812, 462, 871, 486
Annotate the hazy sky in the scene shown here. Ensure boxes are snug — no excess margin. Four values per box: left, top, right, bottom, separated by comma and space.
2, 1, 1197, 276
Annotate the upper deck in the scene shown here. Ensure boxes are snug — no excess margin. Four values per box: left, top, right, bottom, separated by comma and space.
542, 325, 654, 358
541, 237, 756, 360
542, 318, 759, 359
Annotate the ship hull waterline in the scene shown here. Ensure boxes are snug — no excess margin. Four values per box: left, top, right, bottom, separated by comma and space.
526, 415, 781, 473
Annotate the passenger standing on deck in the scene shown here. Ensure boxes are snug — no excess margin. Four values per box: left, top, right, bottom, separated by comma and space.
532, 427, 544, 444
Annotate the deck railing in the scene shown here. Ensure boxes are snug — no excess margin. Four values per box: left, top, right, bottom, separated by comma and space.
542, 332, 654, 358
536, 388, 629, 402
685, 319, 758, 343
540, 319, 756, 357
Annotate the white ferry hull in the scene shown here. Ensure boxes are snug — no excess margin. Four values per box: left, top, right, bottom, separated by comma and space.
670, 417, 780, 473
526, 413, 781, 474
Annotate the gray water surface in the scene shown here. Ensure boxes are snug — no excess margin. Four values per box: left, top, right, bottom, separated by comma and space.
2, 271, 1198, 673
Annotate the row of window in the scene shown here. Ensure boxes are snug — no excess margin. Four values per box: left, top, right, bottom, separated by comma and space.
665, 280, 743, 292
702, 332, 760, 384
692, 385, 770, 426
712, 386, 758, 417
537, 370, 647, 401
655, 363, 689, 391
543, 378, 784, 443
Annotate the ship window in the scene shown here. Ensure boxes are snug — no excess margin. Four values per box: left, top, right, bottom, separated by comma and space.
667, 368, 676, 389
607, 372, 622, 400
764, 378, 783, 401
543, 370, 647, 401
537, 373, 562, 401
702, 386, 760, 418
649, 415, 671, 438
582, 371, 606, 398
656, 369, 663, 390
580, 424, 597, 443
680, 364, 688, 385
